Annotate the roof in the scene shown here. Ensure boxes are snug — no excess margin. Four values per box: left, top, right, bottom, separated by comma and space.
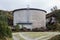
13, 8, 47, 13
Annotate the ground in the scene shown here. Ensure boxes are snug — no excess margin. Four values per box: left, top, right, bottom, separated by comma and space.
12, 32, 60, 40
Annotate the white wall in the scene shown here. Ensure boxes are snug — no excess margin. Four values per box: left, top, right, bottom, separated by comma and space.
13, 10, 46, 29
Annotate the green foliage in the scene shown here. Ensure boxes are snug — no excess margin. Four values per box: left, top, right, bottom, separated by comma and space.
49, 35, 60, 40
46, 24, 56, 31
6, 27, 12, 38
0, 13, 12, 40
55, 23, 60, 31
51, 10, 60, 23
0, 21, 12, 38
0, 10, 13, 26
47, 9, 60, 31
15, 24, 20, 32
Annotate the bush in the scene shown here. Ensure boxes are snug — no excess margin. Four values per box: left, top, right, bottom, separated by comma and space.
46, 23, 57, 31
15, 24, 20, 32
6, 27, 12, 38
0, 14, 12, 40
0, 21, 12, 38
55, 23, 60, 31
49, 35, 60, 40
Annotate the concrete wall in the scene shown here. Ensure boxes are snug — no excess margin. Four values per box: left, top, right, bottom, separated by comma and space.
13, 10, 46, 29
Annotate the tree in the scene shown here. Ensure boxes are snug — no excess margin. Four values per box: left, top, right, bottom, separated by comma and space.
47, 6, 60, 31
0, 12, 12, 40
51, 6, 58, 11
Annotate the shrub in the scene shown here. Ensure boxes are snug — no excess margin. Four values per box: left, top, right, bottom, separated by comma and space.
0, 21, 12, 37
6, 27, 12, 38
46, 23, 57, 31
0, 14, 12, 40
15, 24, 20, 32
55, 23, 60, 31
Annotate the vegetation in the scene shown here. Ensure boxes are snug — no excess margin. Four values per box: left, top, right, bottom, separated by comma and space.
49, 34, 60, 40
0, 10, 13, 26
15, 24, 20, 32
46, 23, 57, 31
46, 6, 60, 31
0, 10, 12, 40
22, 32, 48, 38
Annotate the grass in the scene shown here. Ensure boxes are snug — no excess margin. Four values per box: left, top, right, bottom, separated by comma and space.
13, 34, 25, 40
19, 35, 25, 40
13, 32, 49, 40
12, 32, 60, 40
0, 38, 13, 40
8, 38, 13, 40
48, 34, 60, 40
22, 32, 49, 38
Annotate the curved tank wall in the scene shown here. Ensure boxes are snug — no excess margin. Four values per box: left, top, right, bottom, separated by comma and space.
13, 8, 47, 29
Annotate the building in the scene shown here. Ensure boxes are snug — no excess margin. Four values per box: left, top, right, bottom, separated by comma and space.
13, 8, 47, 30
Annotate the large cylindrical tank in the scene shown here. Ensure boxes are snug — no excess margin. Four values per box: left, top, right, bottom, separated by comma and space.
13, 8, 47, 29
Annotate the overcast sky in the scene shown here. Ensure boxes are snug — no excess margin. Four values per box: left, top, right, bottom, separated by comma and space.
0, 0, 60, 13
